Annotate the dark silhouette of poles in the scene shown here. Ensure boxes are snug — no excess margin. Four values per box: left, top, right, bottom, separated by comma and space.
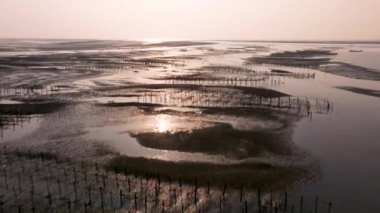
67, 200, 71, 213
284, 192, 288, 211
194, 178, 198, 205
109, 192, 113, 211
119, 189, 123, 208
328, 202, 332, 213
145, 194, 148, 212
57, 180, 62, 199
88, 187, 92, 207
99, 187, 104, 213
314, 195, 318, 213
240, 184, 244, 202
219, 194, 222, 212
258, 188, 261, 213
134, 192, 138, 211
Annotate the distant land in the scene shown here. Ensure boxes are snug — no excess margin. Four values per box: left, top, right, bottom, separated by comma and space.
215, 40, 380, 44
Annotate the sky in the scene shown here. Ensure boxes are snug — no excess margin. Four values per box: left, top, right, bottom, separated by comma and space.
0, 0, 379, 41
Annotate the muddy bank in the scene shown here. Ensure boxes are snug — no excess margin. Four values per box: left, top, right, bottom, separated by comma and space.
87, 103, 318, 190
247, 49, 380, 80
194, 65, 256, 73
144, 41, 214, 47
0, 39, 141, 52
336, 86, 380, 98
247, 49, 335, 67
0, 147, 322, 213
96, 84, 289, 98
92, 85, 326, 120
0, 102, 65, 115
0, 102, 316, 192
271, 69, 292, 74
0, 48, 175, 87
321, 63, 380, 81
106, 155, 316, 190
132, 123, 293, 160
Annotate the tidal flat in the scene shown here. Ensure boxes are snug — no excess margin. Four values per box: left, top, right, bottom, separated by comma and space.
0, 40, 379, 212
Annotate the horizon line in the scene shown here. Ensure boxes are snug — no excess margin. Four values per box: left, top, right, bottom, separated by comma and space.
0, 37, 380, 44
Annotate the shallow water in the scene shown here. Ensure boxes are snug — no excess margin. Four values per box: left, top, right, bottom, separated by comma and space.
250, 46, 380, 213
271, 67, 380, 213
0, 39, 379, 212
0, 115, 41, 142
333, 50, 380, 71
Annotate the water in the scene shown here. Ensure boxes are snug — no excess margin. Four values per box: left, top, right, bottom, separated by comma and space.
334, 51, 380, 72
276, 72, 380, 212
262, 48, 380, 212
0, 39, 379, 212
0, 115, 41, 142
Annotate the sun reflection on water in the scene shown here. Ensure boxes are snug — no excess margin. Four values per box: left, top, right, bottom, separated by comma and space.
156, 114, 171, 133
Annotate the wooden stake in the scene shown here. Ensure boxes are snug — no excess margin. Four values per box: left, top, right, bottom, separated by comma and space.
314, 195, 318, 213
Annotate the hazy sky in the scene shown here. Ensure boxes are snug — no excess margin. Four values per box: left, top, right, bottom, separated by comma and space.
1, 0, 379, 41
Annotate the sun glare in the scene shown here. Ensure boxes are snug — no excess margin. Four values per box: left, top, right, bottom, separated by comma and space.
156, 114, 171, 133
